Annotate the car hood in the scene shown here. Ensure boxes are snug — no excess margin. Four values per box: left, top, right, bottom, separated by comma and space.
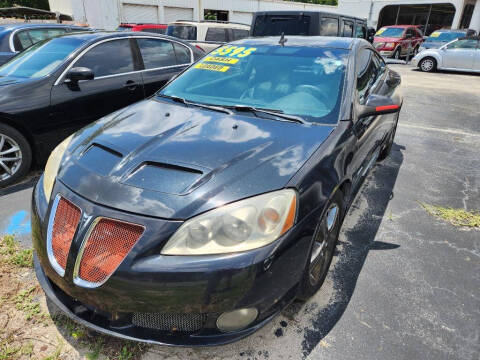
58, 98, 334, 219
374, 36, 401, 43
0, 75, 27, 87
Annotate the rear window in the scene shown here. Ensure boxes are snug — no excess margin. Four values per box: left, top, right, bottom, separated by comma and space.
252, 15, 311, 36
140, 28, 166, 34
166, 25, 197, 40
319, 17, 339, 36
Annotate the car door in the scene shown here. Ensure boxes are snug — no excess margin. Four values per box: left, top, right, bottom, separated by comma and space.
441, 38, 478, 69
134, 37, 192, 96
474, 40, 480, 70
50, 38, 144, 132
350, 48, 389, 187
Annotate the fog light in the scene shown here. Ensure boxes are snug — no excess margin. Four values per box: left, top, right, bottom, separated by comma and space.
216, 308, 258, 332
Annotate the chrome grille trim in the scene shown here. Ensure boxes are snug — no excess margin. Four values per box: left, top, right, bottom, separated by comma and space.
132, 313, 207, 332
46, 195, 81, 277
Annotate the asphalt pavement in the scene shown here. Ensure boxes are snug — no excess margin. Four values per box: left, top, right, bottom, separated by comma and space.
0, 64, 479, 360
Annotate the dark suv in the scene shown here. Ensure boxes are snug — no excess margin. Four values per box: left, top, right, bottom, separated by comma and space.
0, 23, 91, 65
250, 11, 369, 41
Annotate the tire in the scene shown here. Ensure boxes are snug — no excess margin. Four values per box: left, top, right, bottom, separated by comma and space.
297, 190, 345, 301
392, 48, 401, 60
377, 117, 398, 161
0, 123, 32, 188
419, 57, 436, 72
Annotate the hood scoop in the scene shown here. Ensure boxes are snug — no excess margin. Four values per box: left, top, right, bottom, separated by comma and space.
78, 143, 123, 176
123, 162, 206, 195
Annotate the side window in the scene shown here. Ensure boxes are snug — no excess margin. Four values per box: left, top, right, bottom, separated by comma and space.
13, 31, 33, 51
75, 39, 134, 77
343, 21, 354, 37
137, 38, 176, 69
232, 29, 249, 40
205, 28, 227, 42
319, 17, 339, 36
173, 42, 191, 64
448, 39, 478, 49
355, 23, 366, 39
356, 49, 381, 105
141, 28, 166, 34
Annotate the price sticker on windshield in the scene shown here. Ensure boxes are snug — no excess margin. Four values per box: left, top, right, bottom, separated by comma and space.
204, 56, 239, 64
376, 28, 385, 35
210, 46, 257, 58
430, 31, 441, 37
194, 63, 230, 72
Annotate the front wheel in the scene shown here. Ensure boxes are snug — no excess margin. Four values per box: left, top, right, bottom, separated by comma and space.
392, 48, 401, 60
419, 57, 436, 72
0, 123, 32, 188
297, 190, 344, 300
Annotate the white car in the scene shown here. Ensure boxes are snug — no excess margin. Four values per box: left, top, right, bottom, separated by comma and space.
412, 36, 480, 73
166, 20, 250, 53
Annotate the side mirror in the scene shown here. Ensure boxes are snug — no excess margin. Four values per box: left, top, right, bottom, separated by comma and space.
65, 67, 94, 83
357, 94, 401, 119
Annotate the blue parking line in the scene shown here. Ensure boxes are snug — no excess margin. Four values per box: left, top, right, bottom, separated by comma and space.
4, 210, 31, 236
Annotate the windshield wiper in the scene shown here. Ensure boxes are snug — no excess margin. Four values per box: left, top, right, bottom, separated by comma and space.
157, 94, 233, 115
230, 105, 306, 124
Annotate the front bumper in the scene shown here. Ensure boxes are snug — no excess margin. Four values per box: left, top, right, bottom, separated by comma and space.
32, 178, 319, 345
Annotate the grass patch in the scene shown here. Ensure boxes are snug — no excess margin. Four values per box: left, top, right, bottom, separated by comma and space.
0, 235, 33, 267
421, 203, 480, 228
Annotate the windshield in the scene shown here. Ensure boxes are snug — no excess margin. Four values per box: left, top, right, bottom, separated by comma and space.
427, 31, 465, 42
166, 25, 197, 40
159, 44, 348, 124
0, 37, 84, 79
375, 27, 404, 38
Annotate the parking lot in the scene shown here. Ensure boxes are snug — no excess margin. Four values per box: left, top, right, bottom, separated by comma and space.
1, 64, 479, 360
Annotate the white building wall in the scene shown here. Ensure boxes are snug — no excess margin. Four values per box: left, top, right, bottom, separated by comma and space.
49, 0, 478, 32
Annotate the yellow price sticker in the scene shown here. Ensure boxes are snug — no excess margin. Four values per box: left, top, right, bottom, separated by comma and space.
430, 31, 441, 37
210, 46, 257, 58
204, 56, 239, 64
194, 63, 230, 72
376, 28, 385, 35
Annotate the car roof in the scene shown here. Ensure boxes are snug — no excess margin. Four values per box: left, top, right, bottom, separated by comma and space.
53, 30, 194, 47
253, 10, 366, 21
170, 21, 250, 29
434, 29, 467, 32
0, 23, 86, 30
232, 36, 357, 49
380, 25, 416, 29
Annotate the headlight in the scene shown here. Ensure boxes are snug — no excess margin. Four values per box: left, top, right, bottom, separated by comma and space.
43, 135, 73, 201
374, 42, 385, 48
162, 189, 297, 255
385, 42, 396, 49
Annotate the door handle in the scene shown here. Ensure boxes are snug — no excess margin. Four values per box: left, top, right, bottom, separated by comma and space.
123, 80, 139, 90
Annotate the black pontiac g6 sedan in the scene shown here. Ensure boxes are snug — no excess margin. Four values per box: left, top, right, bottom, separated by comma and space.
32, 36, 402, 345
0, 31, 202, 187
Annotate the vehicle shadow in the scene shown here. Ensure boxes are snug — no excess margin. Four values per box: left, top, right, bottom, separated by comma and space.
283, 141, 405, 358
0, 171, 41, 197
411, 68, 480, 76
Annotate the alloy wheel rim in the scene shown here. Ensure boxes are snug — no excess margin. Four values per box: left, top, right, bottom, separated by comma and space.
394, 51, 399, 59
309, 204, 338, 285
0, 134, 22, 181
421, 59, 433, 71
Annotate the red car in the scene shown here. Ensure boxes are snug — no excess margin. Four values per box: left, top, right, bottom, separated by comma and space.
374, 25, 423, 59
117, 23, 167, 34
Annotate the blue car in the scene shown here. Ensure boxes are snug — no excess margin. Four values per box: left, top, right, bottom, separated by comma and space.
0, 23, 91, 64
419, 29, 477, 52
33, 36, 402, 345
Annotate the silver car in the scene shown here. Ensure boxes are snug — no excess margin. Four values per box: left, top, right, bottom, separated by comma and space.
412, 36, 480, 73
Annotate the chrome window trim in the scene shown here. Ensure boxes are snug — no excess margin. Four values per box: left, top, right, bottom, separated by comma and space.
54, 35, 194, 86
73, 216, 145, 289
46, 194, 82, 277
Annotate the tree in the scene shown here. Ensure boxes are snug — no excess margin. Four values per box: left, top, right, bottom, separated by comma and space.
0, 0, 50, 10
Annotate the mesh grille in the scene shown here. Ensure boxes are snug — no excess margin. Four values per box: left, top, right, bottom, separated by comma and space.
132, 313, 207, 332
78, 219, 144, 284
51, 198, 81, 271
